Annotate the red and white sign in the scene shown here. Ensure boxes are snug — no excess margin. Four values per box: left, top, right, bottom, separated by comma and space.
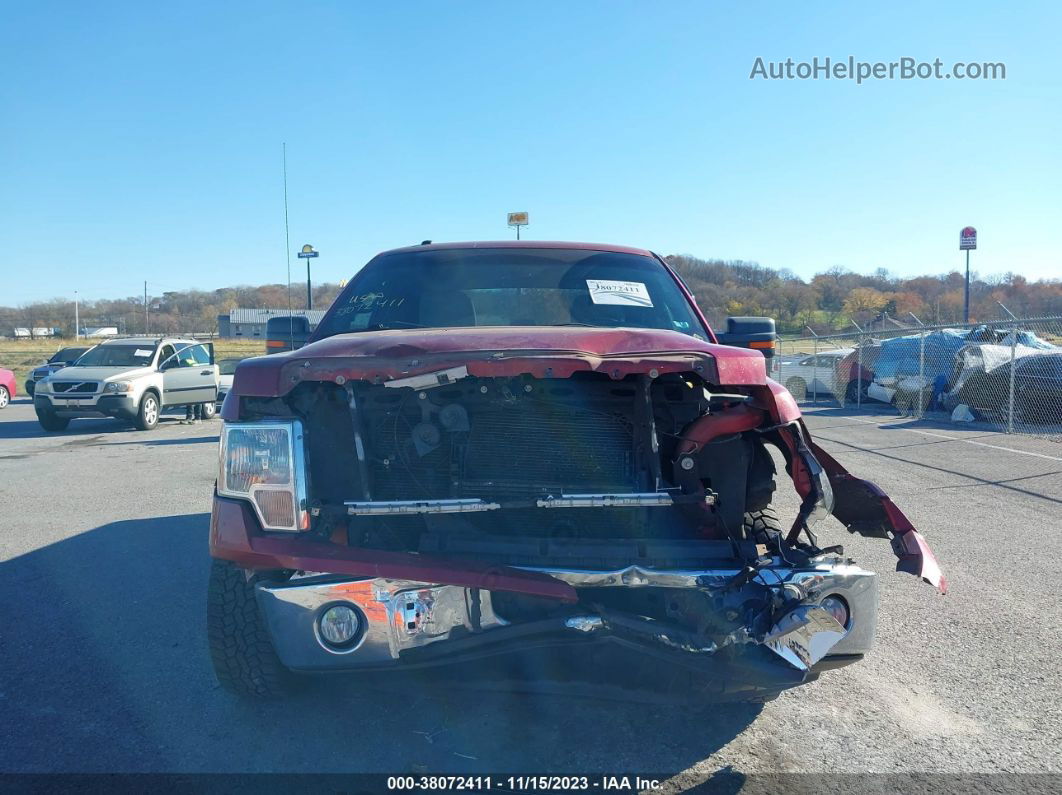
960, 226, 977, 250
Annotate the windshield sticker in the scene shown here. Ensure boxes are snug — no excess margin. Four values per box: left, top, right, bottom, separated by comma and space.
134, 349, 152, 357
586, 280, 653, 307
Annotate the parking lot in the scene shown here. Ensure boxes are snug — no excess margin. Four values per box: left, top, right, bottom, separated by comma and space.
1, 395, 1061, 782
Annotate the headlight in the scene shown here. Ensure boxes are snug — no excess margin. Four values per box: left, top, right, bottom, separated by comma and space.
104, 381, 134, 393
218, 420, 308, 532
36, 379, 51, 392
820, 595, 850, 629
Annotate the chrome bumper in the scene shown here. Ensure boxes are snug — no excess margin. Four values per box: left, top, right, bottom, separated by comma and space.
255, 562, 878, 673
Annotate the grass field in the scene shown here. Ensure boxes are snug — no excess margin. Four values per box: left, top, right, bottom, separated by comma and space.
0, 338, 266, 392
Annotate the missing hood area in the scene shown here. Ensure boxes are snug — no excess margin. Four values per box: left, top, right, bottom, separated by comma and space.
225, 359, 945, 677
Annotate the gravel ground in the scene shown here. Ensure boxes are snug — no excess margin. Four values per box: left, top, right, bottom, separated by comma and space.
1, 397, 1060, 786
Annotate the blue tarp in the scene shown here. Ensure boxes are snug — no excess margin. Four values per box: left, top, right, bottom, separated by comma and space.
873, 326, 1059, 383
873, 329, 969, 381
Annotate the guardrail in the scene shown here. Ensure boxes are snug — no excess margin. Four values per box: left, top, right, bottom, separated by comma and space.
774, 317, 1062, 440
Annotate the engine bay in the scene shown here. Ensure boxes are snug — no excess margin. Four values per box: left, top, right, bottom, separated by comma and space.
241, 370, 780, 565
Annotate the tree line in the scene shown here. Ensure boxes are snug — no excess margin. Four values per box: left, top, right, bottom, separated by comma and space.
2, 256, 1060, 338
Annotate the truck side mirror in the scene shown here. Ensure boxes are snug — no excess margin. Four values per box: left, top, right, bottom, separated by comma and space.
716, 316, 777, 359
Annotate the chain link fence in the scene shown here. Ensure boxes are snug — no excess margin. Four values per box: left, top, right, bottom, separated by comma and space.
773, 316, 1062, 440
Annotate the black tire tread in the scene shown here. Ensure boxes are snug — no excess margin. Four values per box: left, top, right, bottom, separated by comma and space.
207, 559, 293, 698
36, 410, 70, 431
743, 505, 783, 539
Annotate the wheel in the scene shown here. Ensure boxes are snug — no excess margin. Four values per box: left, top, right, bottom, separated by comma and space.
135, 392, 160, 430
26, 382, 36, 397
785, 378, 807, 401
36, 409, 70, 431
207, 559, 295, 697
743, 505, 783, 544
201, 401, 217, 420
845, 380, 865, 403
0, 385, 8, 409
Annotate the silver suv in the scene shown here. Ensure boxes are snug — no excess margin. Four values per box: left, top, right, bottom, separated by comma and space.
33, 337, 219, 432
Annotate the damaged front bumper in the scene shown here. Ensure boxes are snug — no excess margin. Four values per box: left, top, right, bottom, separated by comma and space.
254, 562, 877, 698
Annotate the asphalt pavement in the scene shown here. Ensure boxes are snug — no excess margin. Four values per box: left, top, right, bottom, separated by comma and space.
1, 396, 1060, 785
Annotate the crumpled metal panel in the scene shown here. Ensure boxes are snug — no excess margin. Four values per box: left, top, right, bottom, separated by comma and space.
764, 605, 848, 670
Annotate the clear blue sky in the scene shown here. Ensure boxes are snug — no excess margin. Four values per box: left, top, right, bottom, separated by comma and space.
2, 1, 1059, 303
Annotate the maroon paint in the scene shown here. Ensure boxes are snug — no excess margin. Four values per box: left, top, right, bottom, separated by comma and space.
806, 436, 948, 594
750, 379, 803, 424
676, 404, 766, 454
210, 496, 579, 602
229, 326, 769, 403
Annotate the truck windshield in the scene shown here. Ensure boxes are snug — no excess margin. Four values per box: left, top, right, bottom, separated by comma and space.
73, 345, 156, 367
316, 248, 707, 340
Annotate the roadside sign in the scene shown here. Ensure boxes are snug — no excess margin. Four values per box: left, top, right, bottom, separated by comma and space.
298, 244, 319, 259
507, 212, 529, 227
960, 227, 977, 250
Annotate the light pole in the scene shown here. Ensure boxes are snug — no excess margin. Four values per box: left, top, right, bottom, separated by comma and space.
960, 226, 977, 323
297, 244, 319, 310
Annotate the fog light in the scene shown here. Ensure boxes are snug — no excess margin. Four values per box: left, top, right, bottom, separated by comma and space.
318, 605, 360, 648
820, 595, 850, 629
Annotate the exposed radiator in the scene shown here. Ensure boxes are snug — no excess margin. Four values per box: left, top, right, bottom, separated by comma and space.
459, 405, 635, 498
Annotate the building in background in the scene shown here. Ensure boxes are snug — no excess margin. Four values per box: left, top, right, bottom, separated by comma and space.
218, 308, 327, 339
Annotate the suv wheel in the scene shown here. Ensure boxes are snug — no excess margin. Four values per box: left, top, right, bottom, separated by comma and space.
201, 402, 217, 420
135, 392, 160, 430
37, 409, 70, 431
207, 560, 295, 697
0, 385, 9, 409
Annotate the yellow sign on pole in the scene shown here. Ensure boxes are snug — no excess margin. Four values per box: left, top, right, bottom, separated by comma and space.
507, 212, 529, 227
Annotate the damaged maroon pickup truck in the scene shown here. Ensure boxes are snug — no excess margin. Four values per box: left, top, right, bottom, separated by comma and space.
208, 241, 945, 700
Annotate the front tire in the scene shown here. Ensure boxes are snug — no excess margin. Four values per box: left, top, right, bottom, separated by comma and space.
207, 560, 295, 698
135, 392, 160, 430
201, 401, 217, 420
743, 505, 783, 544
36, 409, 70, 431
0, 385, 9, 409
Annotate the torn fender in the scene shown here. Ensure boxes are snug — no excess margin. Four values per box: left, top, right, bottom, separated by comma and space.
805, 433, 947, 595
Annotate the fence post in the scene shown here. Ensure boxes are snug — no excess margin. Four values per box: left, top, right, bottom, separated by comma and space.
856, 336, 862, 409
1007, 326, 1017, 433
812, 337, 819, 403
918, 328, 925, 419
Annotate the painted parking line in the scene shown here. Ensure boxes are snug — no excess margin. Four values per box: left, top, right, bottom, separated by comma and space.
833, 414, 1062, 463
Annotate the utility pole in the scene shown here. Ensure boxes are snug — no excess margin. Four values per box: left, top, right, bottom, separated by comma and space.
74, 291, 79, 340
144, 281, 148, 334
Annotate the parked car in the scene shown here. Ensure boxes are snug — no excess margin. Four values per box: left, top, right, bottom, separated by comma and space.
216, 357, 246, 409
953, 351, 1062, 424
33, 336, 219, 431
24, 345, 94, 397
208, 241, 944, 701
0, 368, 15, 409
775, 348, 854, 400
